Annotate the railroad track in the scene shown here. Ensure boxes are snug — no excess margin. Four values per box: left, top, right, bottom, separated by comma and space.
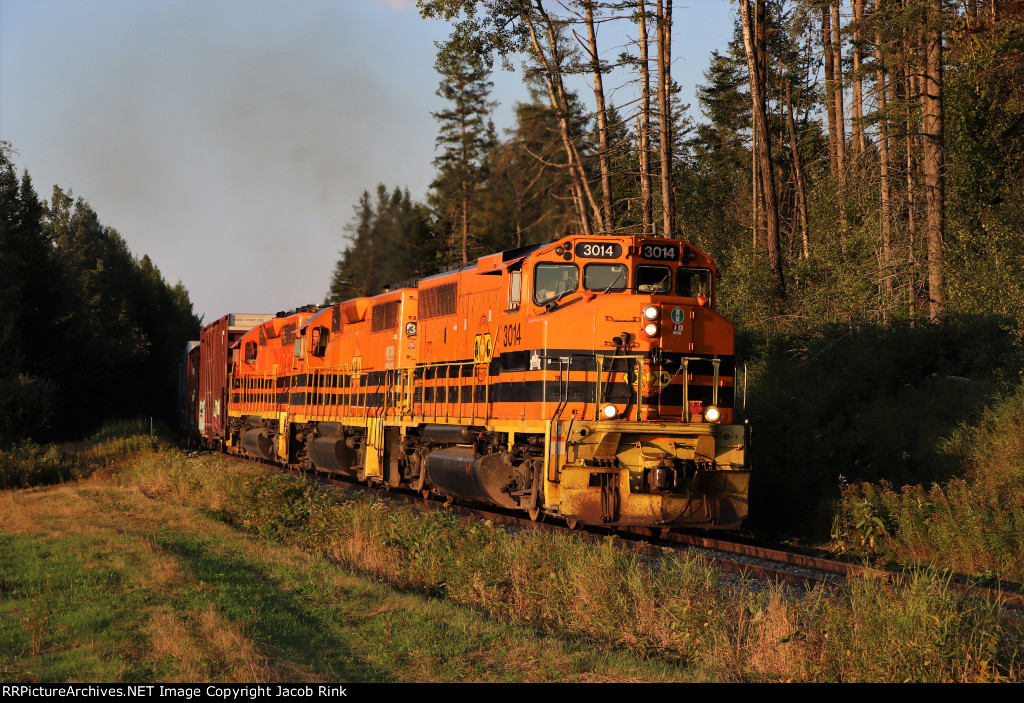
230, 451, 1024, 610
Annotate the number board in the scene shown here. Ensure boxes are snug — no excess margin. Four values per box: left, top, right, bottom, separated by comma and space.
574, 242, 622, 259
640, 243, 680, 261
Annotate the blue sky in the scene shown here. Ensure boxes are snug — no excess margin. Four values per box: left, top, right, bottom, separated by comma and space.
1, 0, 736, 322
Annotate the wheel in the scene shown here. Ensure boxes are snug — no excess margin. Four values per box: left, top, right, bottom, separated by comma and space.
565, 517, 578, 530
528, 508, 541, 522
421, 489, 431, 500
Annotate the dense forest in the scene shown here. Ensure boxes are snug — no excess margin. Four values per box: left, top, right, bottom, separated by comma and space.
328, 0, 1024, 544
332, 0, 1023, 326
0, 143, 201, 446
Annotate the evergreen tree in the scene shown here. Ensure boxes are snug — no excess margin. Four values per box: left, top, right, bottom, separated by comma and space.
326, 186, 438, 304
0, 146, 200, 443
0, 147, 57, 444
430, 46, 497, 266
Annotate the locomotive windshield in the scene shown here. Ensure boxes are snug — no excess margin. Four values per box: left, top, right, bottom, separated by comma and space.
635, 265, 671, 294
534, 263, 579, 305
584, 263, 627, 292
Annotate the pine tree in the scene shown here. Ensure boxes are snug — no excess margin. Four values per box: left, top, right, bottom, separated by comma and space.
431, 46, 497, 266
326, 187, 438, 304
1, 146, 200, 441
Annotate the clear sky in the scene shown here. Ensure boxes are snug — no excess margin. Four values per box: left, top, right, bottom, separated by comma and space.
1, 0, 736, 324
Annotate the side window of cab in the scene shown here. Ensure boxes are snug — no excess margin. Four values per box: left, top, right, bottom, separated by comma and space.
677, 268, 712, 306
508, 268, 522, 311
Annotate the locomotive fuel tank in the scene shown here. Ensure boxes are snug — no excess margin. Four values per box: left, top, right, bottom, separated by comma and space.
242, 428, 279, 461
425, 447, 519, 509
308, 441, 359, 476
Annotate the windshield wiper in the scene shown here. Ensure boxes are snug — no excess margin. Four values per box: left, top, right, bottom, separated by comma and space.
601, 268, 625, 294
553, 283, 574, 304
645, 273, 670, 294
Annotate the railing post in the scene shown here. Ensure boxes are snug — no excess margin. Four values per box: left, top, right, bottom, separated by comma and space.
682, 358, 690, 422
712, 358, 721, 407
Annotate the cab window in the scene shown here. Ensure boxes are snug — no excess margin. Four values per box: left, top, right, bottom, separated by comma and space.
310, 326, 330, 357
676, 268, 712, 304
533, 263, 579, 305
635, 265, 672, 294
584, 263, 627, 292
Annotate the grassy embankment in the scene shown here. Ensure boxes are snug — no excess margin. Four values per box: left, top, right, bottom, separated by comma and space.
2, 419, 1021, 682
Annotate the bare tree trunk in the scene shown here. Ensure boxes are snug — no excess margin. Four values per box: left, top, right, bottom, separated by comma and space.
785, 80, 809, 259
921, 0, 944, 320
852, 0, 866, 154
752, 122, 759, 253
637, 0, 653, 235
740, 0, 785, 305
822, 6, 839, 177
523, 3, 602, 236
584, 0, 613, 232
656, 0, 674, 237
755, 0, 768, 100
461, 179, 469, 265
903, 9, 918, 318
832, 3, 847, 173
875, 17, 893, 316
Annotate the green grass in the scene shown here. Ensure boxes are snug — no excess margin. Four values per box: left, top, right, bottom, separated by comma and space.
0, 453, 695, 682
0, 417, 157, 490
2, 429, 1022, 682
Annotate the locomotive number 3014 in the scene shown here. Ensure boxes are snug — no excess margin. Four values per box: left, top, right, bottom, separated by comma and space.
642, 244, 679, 261
502, 322, 522, 348
574, 242, 623, 259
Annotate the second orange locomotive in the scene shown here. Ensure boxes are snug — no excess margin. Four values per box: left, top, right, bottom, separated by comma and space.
187, 234, 749, 529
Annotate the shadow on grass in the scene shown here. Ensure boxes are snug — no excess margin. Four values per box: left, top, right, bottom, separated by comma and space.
153, 532, 392, 683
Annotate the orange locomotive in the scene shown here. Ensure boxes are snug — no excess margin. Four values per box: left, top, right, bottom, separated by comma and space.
188, 234, 749, 529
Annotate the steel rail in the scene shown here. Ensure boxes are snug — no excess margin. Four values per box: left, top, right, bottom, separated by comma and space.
226, 450, 1024, 610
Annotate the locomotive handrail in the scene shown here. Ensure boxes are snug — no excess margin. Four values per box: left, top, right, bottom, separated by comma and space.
671, 355, 722, 422
541, 356, 567, 422
595, 353, 641, 422
412, 359, 492, 427
544, 353, 597, 425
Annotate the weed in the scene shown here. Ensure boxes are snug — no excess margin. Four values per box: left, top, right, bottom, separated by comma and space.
4, 428, 1022, 682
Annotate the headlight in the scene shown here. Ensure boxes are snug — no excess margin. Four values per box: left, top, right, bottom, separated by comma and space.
643, 322, 660, 337
705, 406, 721, 422
642, 305, 660, 321
601, 404, 618, 419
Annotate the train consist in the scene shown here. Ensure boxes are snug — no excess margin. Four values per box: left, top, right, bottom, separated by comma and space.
182, 235, 749, 529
